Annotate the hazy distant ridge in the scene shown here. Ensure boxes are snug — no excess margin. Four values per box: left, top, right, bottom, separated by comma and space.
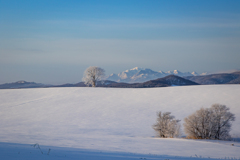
0, 81, 47, 89
185, 71, 240, 84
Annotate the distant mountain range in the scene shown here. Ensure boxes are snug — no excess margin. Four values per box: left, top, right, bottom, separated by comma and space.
185, 71, 240, 84
0, 75, 198, 89
0, 69, 239, 89
105, 75, 199, 88
50, 75, 199, 88
0, 80, 119, 89
106, 67, 207, 83
0, 81, 48, 89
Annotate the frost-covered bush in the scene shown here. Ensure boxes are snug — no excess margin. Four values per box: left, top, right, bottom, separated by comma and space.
152, 112, 181, 138
82, 66, 105, 87
184, 104, 235, 140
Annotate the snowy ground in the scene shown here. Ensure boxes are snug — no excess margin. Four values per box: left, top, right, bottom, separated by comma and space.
0, 85, 240, 159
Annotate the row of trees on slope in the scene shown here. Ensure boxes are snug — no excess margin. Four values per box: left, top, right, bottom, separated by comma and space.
153, 104, 235, 140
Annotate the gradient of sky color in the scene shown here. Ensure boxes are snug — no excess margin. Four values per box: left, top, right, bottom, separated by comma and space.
0, 0, 240, 84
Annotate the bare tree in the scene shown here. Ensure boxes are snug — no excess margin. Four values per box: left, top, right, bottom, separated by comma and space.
184, 104, 235, 140
210, 104, 235, 140
82, 66, 105, 87
153, 111, 181, 138
184, 108, 213, 139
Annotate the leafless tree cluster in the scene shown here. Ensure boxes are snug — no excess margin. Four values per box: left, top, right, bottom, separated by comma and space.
82, 66, 105, 87
184, 104, 235, 140
152, 112, 181, 138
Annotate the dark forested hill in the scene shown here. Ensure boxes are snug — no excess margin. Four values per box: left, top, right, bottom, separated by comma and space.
105, 75, 199, 88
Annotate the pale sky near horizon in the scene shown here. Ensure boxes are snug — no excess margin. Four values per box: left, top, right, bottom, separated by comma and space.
0, 0, 240, 84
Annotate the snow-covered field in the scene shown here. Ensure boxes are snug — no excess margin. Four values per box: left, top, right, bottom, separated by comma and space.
0, 85, 240, 159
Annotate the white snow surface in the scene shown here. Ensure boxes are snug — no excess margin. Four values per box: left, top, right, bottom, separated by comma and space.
0, 85, 240, 159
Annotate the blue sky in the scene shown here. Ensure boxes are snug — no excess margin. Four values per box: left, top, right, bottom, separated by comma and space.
0, 0, 240, 84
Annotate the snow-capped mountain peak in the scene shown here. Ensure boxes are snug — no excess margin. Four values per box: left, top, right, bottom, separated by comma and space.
166, 70, 182, 75
106, 67, 201, 83
123, 67, 145, 74
118, 67, 144, 80
17, 80, 27, 84
173, 70, 181, 74
200, 72, 208, 76
129, 67, 144, 71
191, 71, 199, 76
158, 71, 165, 74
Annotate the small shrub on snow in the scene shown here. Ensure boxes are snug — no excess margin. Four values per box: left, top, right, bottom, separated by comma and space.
152, 111, 181, 138
184, 104, 235, 140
